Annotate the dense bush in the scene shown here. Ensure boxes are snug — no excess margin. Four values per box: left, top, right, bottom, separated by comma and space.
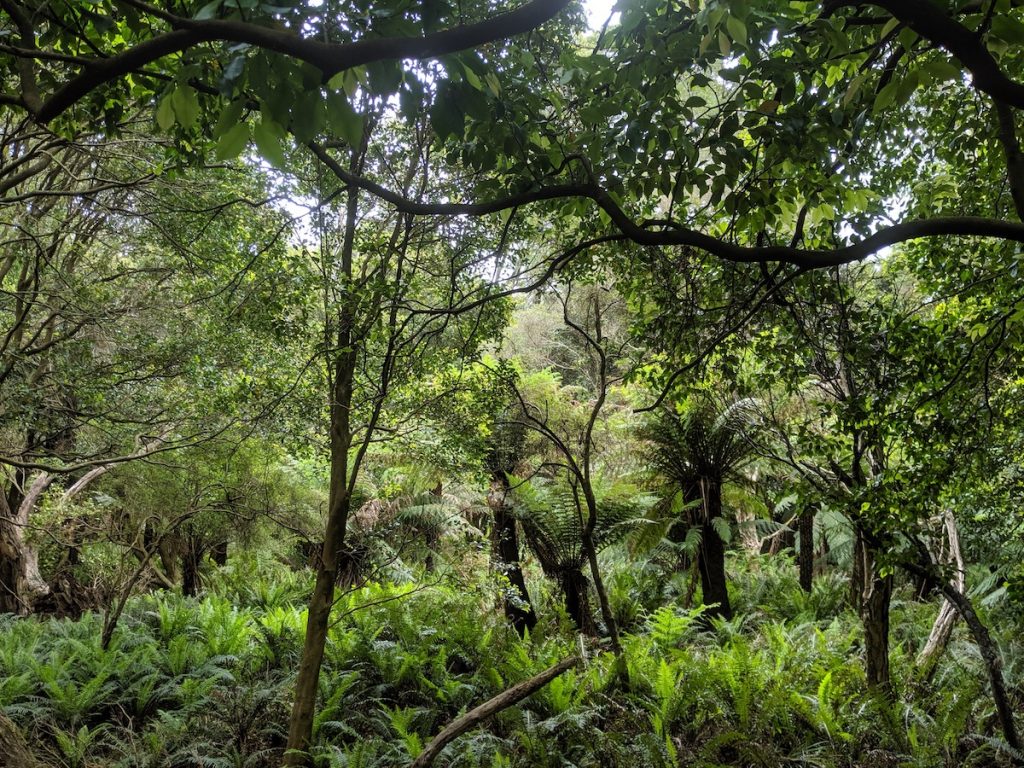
1, 554, 1020, 768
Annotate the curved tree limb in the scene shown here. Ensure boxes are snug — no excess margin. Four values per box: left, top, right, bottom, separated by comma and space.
310, 146, 1024, 267
903, 542, 1022, 759
24, 0, 573, 123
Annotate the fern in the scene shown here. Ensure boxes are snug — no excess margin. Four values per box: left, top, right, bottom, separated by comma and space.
52, 723, 108, 768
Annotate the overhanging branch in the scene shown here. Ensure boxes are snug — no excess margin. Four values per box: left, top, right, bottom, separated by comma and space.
31, 0, 573, 123
311, 145, 1024, 268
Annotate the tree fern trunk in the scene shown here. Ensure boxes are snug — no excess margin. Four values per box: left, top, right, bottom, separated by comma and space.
798, 506, 814, 593
560, 569, 595, 636
489, 475, 536, 636
697, 479, 731, 621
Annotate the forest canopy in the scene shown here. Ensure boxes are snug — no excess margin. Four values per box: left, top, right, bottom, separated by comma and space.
2, 0, 1024, 766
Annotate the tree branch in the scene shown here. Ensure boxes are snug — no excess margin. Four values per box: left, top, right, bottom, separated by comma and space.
32, 0, 573, 122
825, 0, 1024, 108
311, 146, 1024, 267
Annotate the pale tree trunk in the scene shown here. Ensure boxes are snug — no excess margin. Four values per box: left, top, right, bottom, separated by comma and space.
917, 510, 965, 684
1, 437, 170, 614
0, 473, 54, 613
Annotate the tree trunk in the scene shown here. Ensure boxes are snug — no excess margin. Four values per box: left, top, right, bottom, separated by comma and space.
285, 175, 361, 765
917, 511, 964, 683
0, 712, 39, 768
181, 538, 201, 597
858, 533, 893, 695
0, 474, 52, 614
850, 526, 866, 612
697, 478, 732, 621
411, 656, 579, 768
903, 556, 1022, 759
582, 527, 620, 650
560, 569, 595, 636
488, 475, 536, 636
798, 505, 815, 593
863, 569, 893, 694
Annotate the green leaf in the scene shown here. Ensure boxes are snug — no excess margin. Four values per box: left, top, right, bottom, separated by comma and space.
725, 15, 747, 46
367, 61, 402, 95
171, 85, 200, 127
325, 92, 363, 146
194, 0, 222, 19
921, 59, 961, 84
842, 73, 866, 107
718, 30, 731, 56
215, 123, 249, 160
156, 94, 176, 130
213, 99, 245, 138
484, 72, 501, 97
991, 15, 1024, 45
253, 118, 287, 168
430, 91, 464, 141
894, 69, 919, 108
879, 16, 900, 40
462, 64, 483, 91
872, 80, 899, 113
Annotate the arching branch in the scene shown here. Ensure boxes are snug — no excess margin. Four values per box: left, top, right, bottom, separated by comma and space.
311, 144, 1024, 268
23, 0, 573, 123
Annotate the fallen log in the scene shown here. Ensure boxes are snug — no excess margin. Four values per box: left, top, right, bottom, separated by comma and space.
410, 655, 579, 768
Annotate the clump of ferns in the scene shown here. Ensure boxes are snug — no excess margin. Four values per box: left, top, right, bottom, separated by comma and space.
512, 476, 645, 637
336, 479, 485, 586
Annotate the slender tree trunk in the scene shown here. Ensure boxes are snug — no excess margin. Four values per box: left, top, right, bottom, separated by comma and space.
850, 526, 866, 612
697, 478, 732, 621
903, 557, 1022, 759
909, 532, 1019, 761
815, 525, 830, 576
798, 505, 815, 593
582, 527, 620, 650
285, 175, 361, 765
934, 584, 1021, 756
411, 656, 579, 768
488, 475, 536, 636
285, 364, 354, 764
578, 483, 622, 655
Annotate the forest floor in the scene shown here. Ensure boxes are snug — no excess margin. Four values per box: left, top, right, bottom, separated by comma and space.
0, 553, 1020, 768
